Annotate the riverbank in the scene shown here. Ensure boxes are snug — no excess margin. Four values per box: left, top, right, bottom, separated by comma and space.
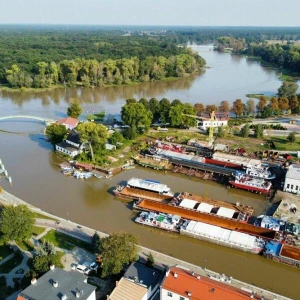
0, 189, 292, 300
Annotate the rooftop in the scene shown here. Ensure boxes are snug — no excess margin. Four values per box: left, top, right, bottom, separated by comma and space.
66, 130, 81, 144
162, 267, 262, 300
17, 268, 96, 300
57, 117, 79, 127
57, 141, 79, 152
285, 164, 300, 180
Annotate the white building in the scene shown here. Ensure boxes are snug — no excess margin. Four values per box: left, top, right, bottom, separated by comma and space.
284, 164, 300, 194
196, 112, 228, 130
55, 130, 85, 157
17, 267, 96, 300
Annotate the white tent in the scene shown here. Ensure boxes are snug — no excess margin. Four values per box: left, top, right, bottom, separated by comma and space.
216, 207, 235, 219
179, 199, 198, 209
197, 202, 214, 213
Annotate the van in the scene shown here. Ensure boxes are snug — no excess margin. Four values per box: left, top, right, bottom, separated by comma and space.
76, 264, 91, 275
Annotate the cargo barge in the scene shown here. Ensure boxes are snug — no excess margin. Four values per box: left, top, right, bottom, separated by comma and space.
113, 178, 174, 202
133, 154, 171, 170
134, 199, 276, 239
263, 241, 300, 268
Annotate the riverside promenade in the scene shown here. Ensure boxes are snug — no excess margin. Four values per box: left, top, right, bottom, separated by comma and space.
0, 189, 292, 300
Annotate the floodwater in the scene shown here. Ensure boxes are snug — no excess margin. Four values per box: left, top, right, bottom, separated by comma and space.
0, 47, 299, 298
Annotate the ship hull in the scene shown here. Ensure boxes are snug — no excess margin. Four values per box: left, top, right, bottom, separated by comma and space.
135, 218, 179, 233
229, 181, 270, 194
204, 158, 243, 170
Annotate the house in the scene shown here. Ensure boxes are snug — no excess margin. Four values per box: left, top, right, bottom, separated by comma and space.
56, 130, 84, 157
108, 262, 161, 300
57, 117, 79, 130
196, 112, 228, 130
105, 143, 117, 151
17, 267, 96, 300
284, 164, 300, 194
160, 266, 261, 300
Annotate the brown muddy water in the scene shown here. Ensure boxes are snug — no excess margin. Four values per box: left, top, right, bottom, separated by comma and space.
0, 46, 299, 298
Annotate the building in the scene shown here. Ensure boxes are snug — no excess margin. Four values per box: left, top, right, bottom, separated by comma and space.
160, 266, 262, 300
108, 262, 161, 300
56, 130, 84, 157
17, 267, 96, 300
57, 117, 79, 130
284, 164, 300, 194
105, 143, 117, 151
196, 112, 228, 130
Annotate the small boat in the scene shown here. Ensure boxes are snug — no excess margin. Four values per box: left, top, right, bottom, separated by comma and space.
62, 170, 74, 176
245, 166, 275, 180
94, 174, 103, 179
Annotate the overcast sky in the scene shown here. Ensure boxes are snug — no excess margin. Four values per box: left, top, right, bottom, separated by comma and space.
0, 0, 299, 26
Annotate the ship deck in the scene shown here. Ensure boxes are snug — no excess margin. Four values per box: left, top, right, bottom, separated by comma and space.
178, 192, 254, 216
135, 156, 170, 168
136, 199, 276, 238
281, 244, 300, 261
117, 187, 172, 202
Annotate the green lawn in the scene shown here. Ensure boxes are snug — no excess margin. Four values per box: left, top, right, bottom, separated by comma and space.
0, 251, 23, 273
33, 212, 57, 221
0, 244, 14, 260
32, 226, 46, 236
86, 112, 105, 122
16, 240, 34, 252
41, 230, 92, 252
267, 136, 300, 151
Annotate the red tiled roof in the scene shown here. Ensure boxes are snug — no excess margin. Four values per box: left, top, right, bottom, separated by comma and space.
56, 117, 79, 126
17, 296, 26, 300
162, 267, 260, 300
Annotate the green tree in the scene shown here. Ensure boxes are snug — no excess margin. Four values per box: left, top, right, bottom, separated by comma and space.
194, 103, 205, 114
0, 205, 34, 242
287, 132, 296, 143
246, 99, 255, 116
36, 240, 56, 256
149, 98, 160, 122
278, 97, 290, 112
254, 124, 264, 138
159, 98, 171, 124
206, 104, 218, 113
92, 232, 101, 253
241, 124, 250, 138
219, 101, 230, 112
261, 106, 273, 118
99, 233, 138, 277
76, 122, 108, 161
217, 126, 225, 138
67, 99, 82, 118
109, 131, 125, 145
138, 98, 150, 110
32, 253, 63, 275
256, 96, 268, 112
146, 252, 155, 268
288, 95, 299, 113
231, 99, 244, 117
278, 81, 298, 97
45, 123, 68, 145
123, 125, 137, 140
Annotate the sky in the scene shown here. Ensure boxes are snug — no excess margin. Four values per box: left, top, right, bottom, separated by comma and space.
0, 0, 299, 27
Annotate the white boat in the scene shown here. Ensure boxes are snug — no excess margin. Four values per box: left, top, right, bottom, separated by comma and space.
94, 174, 103, 179
245, 166, 275, 180
127, 178, 173, 196
74, 171, 93, 179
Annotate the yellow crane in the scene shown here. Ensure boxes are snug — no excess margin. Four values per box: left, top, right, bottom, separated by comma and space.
208, 111, 215, 146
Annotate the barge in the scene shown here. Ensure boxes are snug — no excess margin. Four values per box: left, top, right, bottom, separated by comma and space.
135, 199, 276, 239
263, 241, 300, 268
133, 154, 171, 170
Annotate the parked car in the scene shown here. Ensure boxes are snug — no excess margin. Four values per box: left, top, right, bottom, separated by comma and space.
76, 264, 91, 275
89, 262, 99, 271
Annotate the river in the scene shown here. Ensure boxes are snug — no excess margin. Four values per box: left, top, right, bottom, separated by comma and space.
0, 46, 299, 299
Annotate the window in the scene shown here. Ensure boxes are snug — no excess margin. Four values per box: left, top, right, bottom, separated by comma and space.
291, 185, 294, 189
180, 297, 185, 300
167, 292, 173, 297
296, 186, 298, 191
287, 184, 290, 189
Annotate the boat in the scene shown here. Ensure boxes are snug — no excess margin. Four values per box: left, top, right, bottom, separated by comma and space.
135, 211, 182, 232
94, 174, 103, 179
74, 171, 93, 179
245, 165, 275, 180
62, 169, 74, 176
263, 241, 300, 268
228, 172, 272, 194
127, 178, 173, 196
180, 220, 266, 254
133, 154, 170, 170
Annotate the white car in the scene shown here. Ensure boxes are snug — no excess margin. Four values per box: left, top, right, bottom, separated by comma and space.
76, 264, 91, 275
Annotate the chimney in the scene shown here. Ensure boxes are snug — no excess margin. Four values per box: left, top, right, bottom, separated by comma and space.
50, 264, 55, 271
76, 291, 81, 298
174, 272, 178, 278
197, 275, 201, 280
53, 281, 58, 288
31, 278, 37, 285
165, 268, 170, 277
61, 295, 67, 300
191, 272, 195, 276
250, 292, 255, 299
187, 292, 192, 297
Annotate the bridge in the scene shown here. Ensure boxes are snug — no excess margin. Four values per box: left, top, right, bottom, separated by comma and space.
0, 115, 56, 124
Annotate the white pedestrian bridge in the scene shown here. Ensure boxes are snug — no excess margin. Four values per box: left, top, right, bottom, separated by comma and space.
0, 115, 56, 124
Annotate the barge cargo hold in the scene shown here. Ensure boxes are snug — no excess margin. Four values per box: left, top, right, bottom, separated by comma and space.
181, 220, 265, 254
133, 154, 171, 170
135, 199, 276, 239
264, 241, 300, 268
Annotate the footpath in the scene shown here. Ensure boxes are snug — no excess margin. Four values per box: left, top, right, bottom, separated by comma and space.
0, 189, 292, 300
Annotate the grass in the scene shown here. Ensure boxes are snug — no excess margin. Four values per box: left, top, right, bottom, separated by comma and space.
0, 244, 14, 260
86, 111, 105, 122
265, 136, 300, 151
33, 211, 57, 221
41, 230, 93, 252
32, 226, 46, 236
15, 240, 34, 252
0, 251, 23, 273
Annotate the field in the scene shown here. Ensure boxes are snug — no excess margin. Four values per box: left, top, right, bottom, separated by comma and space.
86, 112, 105, 122
0, 251, 23, 273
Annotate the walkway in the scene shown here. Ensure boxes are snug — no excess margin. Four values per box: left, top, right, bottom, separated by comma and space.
0, 189, 292, 300
0, 115, 56, 124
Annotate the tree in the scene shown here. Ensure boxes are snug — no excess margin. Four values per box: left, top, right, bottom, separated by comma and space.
146, 252, 155, 268
219, 101, 230, 112
121, 103, 152, 130
0, 205, 34, 242
92, 232, 101, 253
205, 105, 218, 113
246, 99, 255, 116
287, 132, 296, 143
241, 124, 250, 137
45, 123, 68, 145
256, 96, 268, 112
76, 122, 108, 161
99, 233, 138, 277
269, 97, 279, 112
171, 99, 182, 106
288, 95, 299, 113
67, 99, 82, 118
123, 125, 137, 140
254, 124, 264, 138
159, 98, 171, 123
194, 103, 205, 114
109, 131, 124, 146
231, 99, 244, 117
278, 97, 290, 112
138, 98, 150, 110
261, 106, 273, 118
278, 81, 298, 97
149, 98, 160, 122
217, 126, 225, 138
32, 253, 63, 275
36, 240, 56, 257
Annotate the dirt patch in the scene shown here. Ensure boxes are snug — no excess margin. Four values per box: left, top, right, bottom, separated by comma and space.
107, 156, 118, 163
